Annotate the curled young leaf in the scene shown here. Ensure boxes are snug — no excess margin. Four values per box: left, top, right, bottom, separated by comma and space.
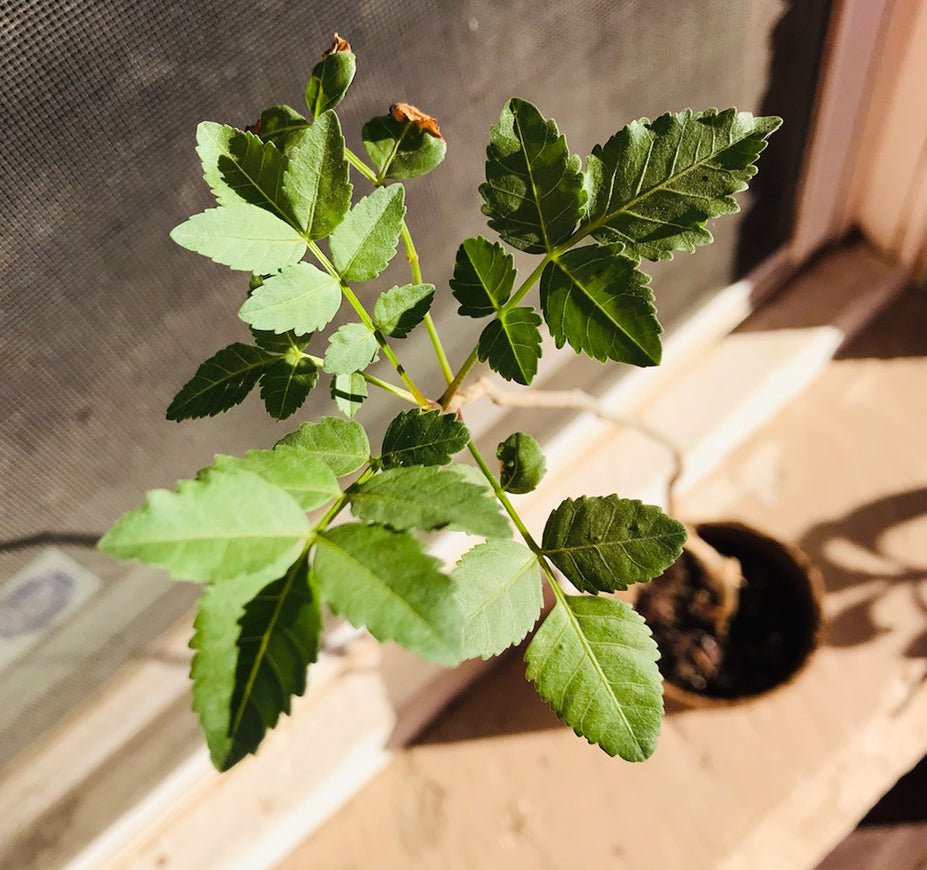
497, 432, 546, 494
305, 33, 356, 119
252, 104, 309, 154
363, 107, 447, 180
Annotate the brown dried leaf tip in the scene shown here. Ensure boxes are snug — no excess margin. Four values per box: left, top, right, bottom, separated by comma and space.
390, 103, 443, 140
245, 117, 262, 136
325, 33, 351, 55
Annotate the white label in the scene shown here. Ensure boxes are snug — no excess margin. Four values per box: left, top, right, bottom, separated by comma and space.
0, 549, 101, 671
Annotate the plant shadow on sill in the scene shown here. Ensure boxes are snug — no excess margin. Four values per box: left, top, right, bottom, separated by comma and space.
799, 487, 927, 657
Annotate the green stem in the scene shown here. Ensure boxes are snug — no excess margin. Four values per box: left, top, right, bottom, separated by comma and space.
309, 466, 375, 542
303, 353, 416, 403
399, 222, 454, 385
440, 346, 479, 409
466, 440, 540, 553
306, 240, 430, 408
501, 253, 553, 314
466, 439, 564, 594
344, 148, 379, 184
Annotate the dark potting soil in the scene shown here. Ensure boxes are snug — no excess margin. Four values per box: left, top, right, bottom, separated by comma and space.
635, 523, 820, 699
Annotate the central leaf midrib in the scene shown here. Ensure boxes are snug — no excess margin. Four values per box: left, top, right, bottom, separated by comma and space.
227, 558, 302, 744
512, 106, 552, 251
173, 355, 273, 406
558, 600, 642, 755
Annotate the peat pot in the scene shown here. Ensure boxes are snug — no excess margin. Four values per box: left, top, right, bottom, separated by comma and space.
635, 522, 824, 707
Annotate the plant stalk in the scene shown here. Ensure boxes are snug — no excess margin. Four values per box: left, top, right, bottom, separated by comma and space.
466, 438, 566, 598
306, 240, 430, 408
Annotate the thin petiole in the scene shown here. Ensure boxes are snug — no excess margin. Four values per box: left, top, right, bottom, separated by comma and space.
303, 353, 417, 403
466, 438, 565, 594
399, 222, 454, 385
306, 240, 431, 408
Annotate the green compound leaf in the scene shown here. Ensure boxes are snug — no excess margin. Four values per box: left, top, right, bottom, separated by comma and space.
254, 104, 309, 153
276, 417, 370, 476
348, 465, 511, 539
373, 283, 435, 338
525, 595, 663, 761
477, 307, 543, 386
542, 495, 687, 593
167, 343, 275, 421
98, 469, 309, 584
170, 204, 306, 273
480, 98, 586, 254
314, 523, 462, 665
283, 110, 352, 239
582, 109, 782, 261
259, 354, 319, 420
210, 446, 339, 511
195, 123, 292, 223
331, 372, 367, 418
451, 540, 542, 660
305, 42, 356, 119
329, 184, 406, 281
362, 112, 447, 180
541, 245, 661, 367
450, 236, 516, 318
497, 432, 547, 494
380, 409, 470, 469
239, 261, 342, 335
191, 555, 322, 771
322, 323, 380, 375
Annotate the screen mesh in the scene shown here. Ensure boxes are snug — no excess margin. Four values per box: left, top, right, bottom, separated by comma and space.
0, 0, 829, 792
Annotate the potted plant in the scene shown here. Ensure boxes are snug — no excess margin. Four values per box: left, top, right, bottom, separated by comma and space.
99, 32, 786, 771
